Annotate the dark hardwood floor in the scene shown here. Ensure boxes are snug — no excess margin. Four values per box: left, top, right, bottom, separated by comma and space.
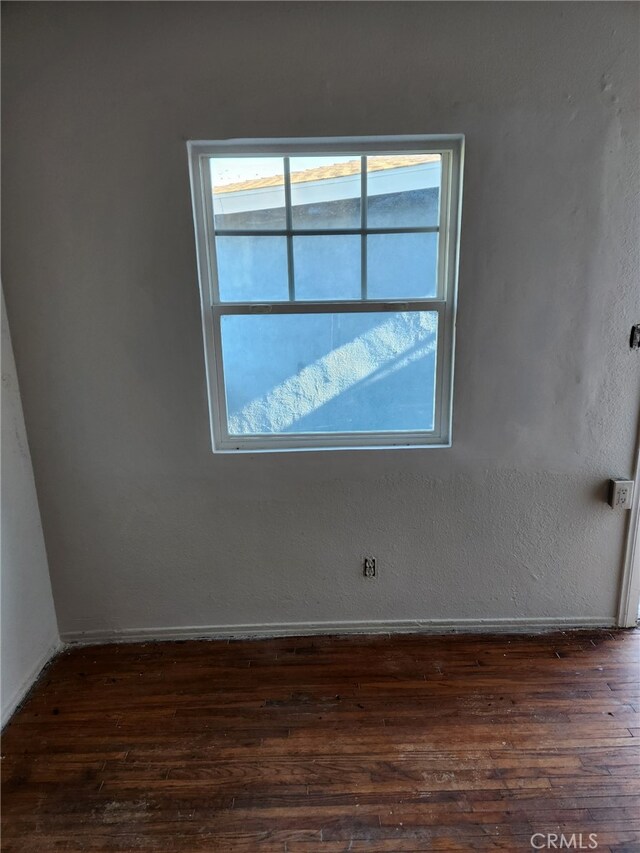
2, 630, 639, 852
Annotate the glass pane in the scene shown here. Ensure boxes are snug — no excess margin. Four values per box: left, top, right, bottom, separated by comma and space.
367, 232, 438, 299
293, 235, 361, 301
211, 157, 286, 230
366, 154, 441, 228
290, 156, 361, 229
221, 311, 438, 435
215, 236, 288, 302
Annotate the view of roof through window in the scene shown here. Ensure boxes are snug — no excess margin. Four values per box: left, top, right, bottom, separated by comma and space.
211, 155, 441, 234
212, 154, 439, 193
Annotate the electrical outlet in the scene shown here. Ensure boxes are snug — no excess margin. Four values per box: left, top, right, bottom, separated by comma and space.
608, 479, 634, 510
363, 557, 377, 579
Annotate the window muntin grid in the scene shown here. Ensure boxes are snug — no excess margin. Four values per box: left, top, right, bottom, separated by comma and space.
209, 154, 442, 303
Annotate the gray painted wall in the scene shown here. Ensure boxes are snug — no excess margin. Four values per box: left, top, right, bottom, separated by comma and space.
2, 2, 639, 640
1, 292, 59, 723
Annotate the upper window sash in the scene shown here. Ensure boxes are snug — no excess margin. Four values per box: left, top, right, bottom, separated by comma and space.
189, 137, 460, 308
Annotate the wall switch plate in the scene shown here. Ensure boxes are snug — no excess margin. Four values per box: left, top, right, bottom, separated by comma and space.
608, 479, 635, 510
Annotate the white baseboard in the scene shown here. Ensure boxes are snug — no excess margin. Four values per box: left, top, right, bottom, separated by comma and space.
61, 616, 617, 646
1, 638, 62, 728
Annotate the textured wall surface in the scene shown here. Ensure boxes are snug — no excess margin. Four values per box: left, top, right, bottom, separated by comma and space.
1, 293, 59, 722
2, 2, 639, 639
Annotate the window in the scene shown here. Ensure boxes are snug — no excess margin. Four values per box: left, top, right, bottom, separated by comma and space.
188, 136, 463, 452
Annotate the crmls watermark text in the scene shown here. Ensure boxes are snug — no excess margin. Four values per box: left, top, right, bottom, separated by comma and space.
530, 833, 598, 850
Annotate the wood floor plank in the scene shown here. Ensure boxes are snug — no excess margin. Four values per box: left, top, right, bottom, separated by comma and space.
2, 629, 639, 850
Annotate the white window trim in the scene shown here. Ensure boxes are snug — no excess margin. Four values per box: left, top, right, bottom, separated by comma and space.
187, 135, 464, 453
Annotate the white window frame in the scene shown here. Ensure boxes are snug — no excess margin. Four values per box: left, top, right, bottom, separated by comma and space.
187, 135, 464, 453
